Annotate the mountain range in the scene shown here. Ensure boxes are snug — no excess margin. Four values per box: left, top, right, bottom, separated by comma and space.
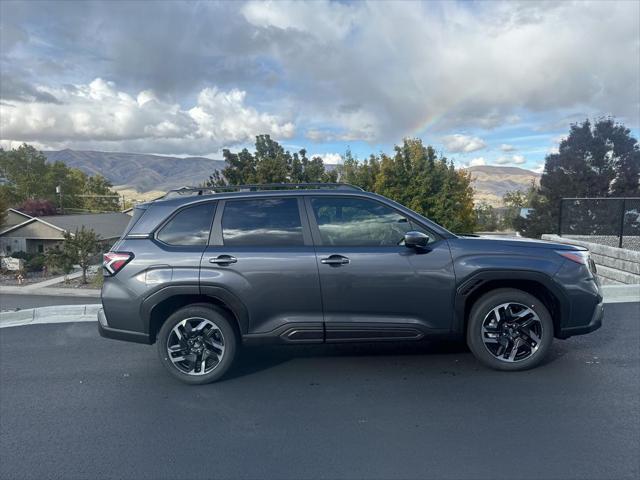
44, 149, 539, 206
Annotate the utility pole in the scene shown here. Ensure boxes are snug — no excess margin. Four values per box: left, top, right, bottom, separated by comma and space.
56, 185, 63, 214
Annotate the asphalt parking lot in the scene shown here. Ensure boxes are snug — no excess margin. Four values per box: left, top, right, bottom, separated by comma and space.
1, 302, 638, 480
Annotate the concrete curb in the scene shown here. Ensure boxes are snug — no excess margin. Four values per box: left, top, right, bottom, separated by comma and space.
0, 286, 100, 297
0, 304, 101, 328
601, 284, 640, 304
1, 285, 637, 329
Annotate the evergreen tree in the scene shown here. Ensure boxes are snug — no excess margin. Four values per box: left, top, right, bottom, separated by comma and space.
521, 118, 639, 238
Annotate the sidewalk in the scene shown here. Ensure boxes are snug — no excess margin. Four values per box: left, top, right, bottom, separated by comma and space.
0, 270, 100, 298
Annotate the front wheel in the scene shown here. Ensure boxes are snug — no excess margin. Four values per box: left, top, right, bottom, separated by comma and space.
467, 288, 553, 371
157, 305, 238, 384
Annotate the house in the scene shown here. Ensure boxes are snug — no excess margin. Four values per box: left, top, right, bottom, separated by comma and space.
0, 210, 132, 255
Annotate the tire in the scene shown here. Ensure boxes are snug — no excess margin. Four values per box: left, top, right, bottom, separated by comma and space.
157, 304, 238, 385
466, 288, 553, 371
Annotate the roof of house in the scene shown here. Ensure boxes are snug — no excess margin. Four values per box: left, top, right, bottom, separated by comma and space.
1, 211, 131, 239
38, 213, 132, 239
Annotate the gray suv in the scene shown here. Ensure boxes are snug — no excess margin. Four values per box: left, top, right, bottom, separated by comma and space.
98, 183, 603, 384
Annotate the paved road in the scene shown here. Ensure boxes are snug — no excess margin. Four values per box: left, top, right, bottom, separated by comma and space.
0, 293, 101, 310
1, 303, 638, 480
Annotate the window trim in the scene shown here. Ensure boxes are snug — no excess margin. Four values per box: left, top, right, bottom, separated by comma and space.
304, 195, 441, 248
211, 196, 311, 247
153, 201, 217, 248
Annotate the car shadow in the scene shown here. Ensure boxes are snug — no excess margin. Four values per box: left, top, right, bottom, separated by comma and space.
225, 339, 470, 380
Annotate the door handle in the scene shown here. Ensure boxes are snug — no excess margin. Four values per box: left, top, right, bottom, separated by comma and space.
209, 255, 237, 265
320, 255, 350, 265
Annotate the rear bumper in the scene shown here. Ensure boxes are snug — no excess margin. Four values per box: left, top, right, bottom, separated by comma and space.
558, 301, 604, 338
97, 308, 152, 344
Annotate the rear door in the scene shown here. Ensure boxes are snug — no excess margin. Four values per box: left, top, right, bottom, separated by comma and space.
306, 195, 455, 340
200, 196, 323, 341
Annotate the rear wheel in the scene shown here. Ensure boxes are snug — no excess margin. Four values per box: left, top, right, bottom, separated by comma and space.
157, 305, 238, 384
467, 288, 553, 371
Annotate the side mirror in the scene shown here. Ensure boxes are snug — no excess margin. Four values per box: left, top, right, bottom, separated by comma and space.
404, 231, 430, 249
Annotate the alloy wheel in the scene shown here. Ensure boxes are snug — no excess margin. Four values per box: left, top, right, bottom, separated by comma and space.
166, 317, 226, 375
481, 302, 543, 363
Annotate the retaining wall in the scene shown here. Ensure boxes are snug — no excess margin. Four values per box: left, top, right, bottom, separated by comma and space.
542, 234, 640, 285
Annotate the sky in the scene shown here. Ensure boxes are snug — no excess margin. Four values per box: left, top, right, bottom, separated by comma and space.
1, 0, 639, 172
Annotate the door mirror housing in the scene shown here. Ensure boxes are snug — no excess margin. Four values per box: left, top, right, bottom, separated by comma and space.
404, 231, 430, 248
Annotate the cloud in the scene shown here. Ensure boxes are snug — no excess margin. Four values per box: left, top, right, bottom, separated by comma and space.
311, 152, 342, 164
0, 78, 294, 155
500, 144, 516, 152
1, 0, 638, 152
442, 134, 487, 153
494, 154, 526, 165
458, 157, 488, 168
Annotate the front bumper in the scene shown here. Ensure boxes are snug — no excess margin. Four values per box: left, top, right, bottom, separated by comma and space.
558, 301, 604, 338
97, 308, 152, 344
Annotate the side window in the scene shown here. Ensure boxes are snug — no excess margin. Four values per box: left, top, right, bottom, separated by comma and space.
222, 198, 304, 247
156, 203, 216, 246
311, 197, 418, 247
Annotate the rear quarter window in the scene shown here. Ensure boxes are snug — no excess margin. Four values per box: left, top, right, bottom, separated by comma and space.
156, 203, 216, 246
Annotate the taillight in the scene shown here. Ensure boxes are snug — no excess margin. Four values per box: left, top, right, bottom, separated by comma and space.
556, 250, 589, 265
103, 252, 134, 276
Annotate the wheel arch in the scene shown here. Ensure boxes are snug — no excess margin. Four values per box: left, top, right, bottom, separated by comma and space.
143, 285, 249, 343
455, 270, 569, 338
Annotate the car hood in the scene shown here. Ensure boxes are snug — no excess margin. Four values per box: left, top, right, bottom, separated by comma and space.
454, 235, 587, 251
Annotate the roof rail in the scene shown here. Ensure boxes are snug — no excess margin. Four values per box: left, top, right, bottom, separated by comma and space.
163, 183, 364, 198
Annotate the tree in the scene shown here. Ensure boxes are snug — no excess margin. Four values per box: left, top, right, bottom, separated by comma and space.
372, 139, 476, 233
502, 182, 539, 230
474, 202, 499, 231
521, 118, 640, 238
62, 227, 99, 284
0, 143, 122, 213
45, 247, 74, 278
16, 199, 57, 217
0, 195, 6, 229
83, 175, 121, 211
0, 144, 50, 202
208, 135, 335, 186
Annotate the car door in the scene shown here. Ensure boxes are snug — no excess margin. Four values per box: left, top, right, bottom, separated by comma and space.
305, 195, 455, 341
200, 196, 324, 342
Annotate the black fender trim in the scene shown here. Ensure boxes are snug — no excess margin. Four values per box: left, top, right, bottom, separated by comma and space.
200, 285, 250, 334
141, 285, 200, 334
453, 269, 570, 335
140, 284, 250, 336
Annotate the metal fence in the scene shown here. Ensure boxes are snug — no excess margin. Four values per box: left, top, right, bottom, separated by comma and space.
558, 198, 640, 251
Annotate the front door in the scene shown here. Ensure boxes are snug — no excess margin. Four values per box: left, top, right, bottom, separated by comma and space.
200, 196, 323, 342
305, 195, 455, 341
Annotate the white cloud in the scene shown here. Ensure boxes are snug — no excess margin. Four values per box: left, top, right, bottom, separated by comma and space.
500, 144, 516, 152
311, 152, 342, 164
533, 163, 545, 174
442, 134, 487, 153
458, 157, 487, 169
1, 0, 638, 152
241, 0, 640, 138
242, 0, 356, 41
494, 154, 526, 165
0, 79, 294, 154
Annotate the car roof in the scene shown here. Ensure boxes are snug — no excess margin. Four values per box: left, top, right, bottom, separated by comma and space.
144, 188, 378, 208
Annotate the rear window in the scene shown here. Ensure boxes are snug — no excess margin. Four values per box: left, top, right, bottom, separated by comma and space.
156, 203, 216, 246
221, 198, 303, 246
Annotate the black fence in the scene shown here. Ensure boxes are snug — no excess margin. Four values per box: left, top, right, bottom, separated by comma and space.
558, 198, 640, 250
